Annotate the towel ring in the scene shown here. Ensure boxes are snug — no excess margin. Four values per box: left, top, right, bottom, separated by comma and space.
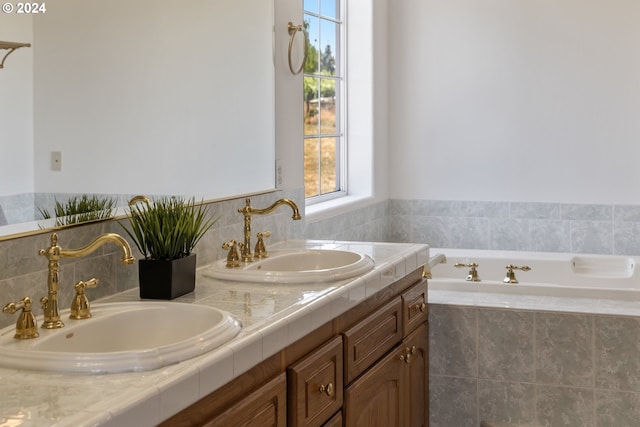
287, 21, 308, 75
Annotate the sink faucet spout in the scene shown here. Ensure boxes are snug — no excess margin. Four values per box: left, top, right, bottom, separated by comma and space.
237, 198, 301, 262
38, 232, 135, 329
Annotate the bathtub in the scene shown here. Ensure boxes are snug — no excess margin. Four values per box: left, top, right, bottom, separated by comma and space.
427, 248, 640, 302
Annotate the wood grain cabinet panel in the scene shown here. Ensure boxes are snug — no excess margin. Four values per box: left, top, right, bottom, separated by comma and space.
402, 280, 428, 336
344, 345, 404, 427
288, 336, 343, 427
322, 411, 342, 427
344, 322, 429, 427
203, 372, 287, 427
342, 298, 403, 384
403, 323, 428, 427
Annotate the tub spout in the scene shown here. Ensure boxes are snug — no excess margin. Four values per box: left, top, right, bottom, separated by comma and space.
423, 253, 447, 279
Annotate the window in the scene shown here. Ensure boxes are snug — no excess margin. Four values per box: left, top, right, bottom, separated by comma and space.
303, 0, 345, 201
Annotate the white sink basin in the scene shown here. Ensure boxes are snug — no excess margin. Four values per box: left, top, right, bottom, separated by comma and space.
0, 302, 242, 374
204, 249, 374, 283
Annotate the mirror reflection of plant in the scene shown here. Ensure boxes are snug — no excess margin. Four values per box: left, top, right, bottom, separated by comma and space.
38, 194, 117, 226
122, 196, 217, 261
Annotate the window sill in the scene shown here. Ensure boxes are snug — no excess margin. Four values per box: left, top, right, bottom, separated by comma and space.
305, 195, 374, 223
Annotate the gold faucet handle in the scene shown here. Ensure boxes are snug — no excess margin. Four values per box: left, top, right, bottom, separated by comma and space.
3, 297, 39, 339
503, 265, 531, 284
454, 262, 481, 282
70, 278, 99, 320
254, 231, 271, 259
222, 240, 241, 268
505, 264, 531, 272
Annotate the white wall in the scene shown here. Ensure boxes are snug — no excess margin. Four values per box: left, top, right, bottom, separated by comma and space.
389, 0, 640, 205
31, 0, 274, 198
0, 14, 33, 195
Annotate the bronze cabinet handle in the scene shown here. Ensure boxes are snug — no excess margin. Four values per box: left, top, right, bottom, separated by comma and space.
319, 382, 334, 397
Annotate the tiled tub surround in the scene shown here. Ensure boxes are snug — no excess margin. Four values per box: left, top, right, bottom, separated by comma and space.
428, 248, 640, 427
0, 189, 304, 330
429, 303, 640, 427
0, 240, 429, 426
389, 199, 640, 256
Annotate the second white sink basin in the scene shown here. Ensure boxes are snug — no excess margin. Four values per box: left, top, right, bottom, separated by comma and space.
0, 302, 242, 374
204, 249, 374, 283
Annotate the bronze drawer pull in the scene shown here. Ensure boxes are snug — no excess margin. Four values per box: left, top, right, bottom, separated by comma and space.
399, 346, 417, 364
414, 303, 426, 313
319, 382, 334, 397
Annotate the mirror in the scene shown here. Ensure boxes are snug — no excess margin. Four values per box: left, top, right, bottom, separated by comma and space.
0, 0, 275, 236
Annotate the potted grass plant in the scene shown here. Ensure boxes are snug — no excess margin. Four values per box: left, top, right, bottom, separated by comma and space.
122, 196, 216, 300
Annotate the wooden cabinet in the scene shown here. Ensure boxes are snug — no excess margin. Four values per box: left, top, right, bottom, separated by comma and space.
344, 343, 404, 426
402, 323, 429, 427
323, 411, 342, 427
402, 280, 428, 336
288, 336, 343, 427
343, 324, 428, 427
342, 297, 403, 384
160, 268, 428, 427
343, 280, 428, 427
203, 372, 287, 427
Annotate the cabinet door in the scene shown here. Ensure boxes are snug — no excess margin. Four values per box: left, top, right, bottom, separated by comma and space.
344, 346, 404, 427
204, 372, 287, 427
288, 336, 343, 427
402, 323, 428, 427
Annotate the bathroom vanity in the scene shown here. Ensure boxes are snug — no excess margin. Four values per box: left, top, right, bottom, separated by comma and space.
0, 240, 429, 426
162, 254, 428, 426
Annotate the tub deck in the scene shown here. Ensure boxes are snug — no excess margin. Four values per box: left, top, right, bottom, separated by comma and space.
428, 248, 640, 316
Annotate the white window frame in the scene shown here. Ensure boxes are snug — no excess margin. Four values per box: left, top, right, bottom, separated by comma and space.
304, 0, 347, 205
304, 0, 376, 219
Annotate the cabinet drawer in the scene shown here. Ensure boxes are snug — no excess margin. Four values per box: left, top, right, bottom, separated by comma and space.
204, 372, 287, 427
288, 335, 343, 427
343, 297, 403, 384
402, 280, 428, 336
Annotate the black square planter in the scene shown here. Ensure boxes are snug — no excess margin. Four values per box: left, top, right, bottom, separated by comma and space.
138, 254, 197, 300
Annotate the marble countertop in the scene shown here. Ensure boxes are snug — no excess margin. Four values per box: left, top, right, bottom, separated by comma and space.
0, 240, 429, 427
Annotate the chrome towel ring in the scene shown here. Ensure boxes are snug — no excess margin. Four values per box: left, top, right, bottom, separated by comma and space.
287, 21, 308, 75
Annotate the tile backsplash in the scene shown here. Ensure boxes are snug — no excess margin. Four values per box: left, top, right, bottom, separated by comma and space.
388, 199, 640, 255
0, 189, 304, 329
4, 196, 640, 330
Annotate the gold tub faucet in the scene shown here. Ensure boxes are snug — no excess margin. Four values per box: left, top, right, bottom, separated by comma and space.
237, 198, 301, 262
38, 232, 135, 329
423, 253, 447, 279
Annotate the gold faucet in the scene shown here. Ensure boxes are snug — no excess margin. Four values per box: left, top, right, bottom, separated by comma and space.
237, 198, 301, 262
423, 253, 447, 279
128, 195, 151, 206
38, 232, 135, 329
